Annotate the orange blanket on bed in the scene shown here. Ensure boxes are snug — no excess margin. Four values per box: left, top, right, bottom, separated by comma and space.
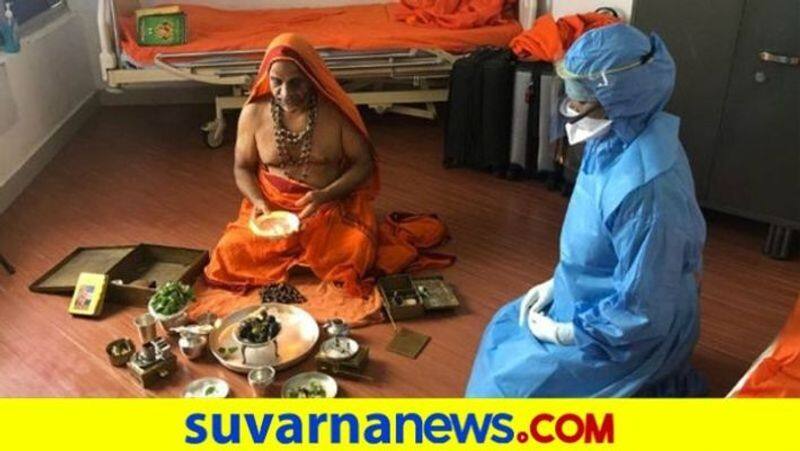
196, 34, 454, 326
388, 0, 514, 29
737, 296, 800, 397
510, 12, 620, 62
118, 3, 522, 65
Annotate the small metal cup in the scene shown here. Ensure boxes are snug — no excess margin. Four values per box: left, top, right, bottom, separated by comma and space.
248, 366, 276, 397
179, 333, 207, 360
134, 313, 157, 343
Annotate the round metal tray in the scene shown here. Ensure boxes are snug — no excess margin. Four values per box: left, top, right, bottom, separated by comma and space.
209, 304, 319, 373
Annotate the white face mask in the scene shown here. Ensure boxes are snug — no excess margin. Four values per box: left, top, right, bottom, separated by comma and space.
560, 98, 613, 145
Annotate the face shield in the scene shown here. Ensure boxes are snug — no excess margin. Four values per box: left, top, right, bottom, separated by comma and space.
554, 45, 656, 144
555, 44, 657, 102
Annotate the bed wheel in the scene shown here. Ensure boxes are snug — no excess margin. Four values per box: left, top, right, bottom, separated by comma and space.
201, 118, 226, 149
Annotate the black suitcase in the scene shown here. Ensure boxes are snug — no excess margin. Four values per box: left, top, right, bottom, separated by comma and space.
444, 48, 514, 175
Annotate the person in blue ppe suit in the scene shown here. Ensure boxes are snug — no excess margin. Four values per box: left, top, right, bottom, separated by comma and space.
465, 23, 707, 397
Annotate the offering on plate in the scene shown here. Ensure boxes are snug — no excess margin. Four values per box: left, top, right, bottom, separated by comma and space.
236, 308, 282, 345
209, 304, 320, 373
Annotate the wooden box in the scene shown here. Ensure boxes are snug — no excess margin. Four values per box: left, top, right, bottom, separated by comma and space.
377, 274, 459, 321
29, 244, 208, 307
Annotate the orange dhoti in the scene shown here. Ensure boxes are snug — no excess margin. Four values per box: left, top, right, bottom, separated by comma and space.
197, 169, 453, 326
205, 169, 380, 297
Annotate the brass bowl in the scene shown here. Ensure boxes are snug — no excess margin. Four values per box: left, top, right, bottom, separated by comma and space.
106, 338, 135, 367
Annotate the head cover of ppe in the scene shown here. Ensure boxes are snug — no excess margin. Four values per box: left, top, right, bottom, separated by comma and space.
466, 24, 707, 397
556, 23, 676, 143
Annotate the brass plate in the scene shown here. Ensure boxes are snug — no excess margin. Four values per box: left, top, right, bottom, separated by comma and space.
387, 327, 430, 359
209, 304, 319, 373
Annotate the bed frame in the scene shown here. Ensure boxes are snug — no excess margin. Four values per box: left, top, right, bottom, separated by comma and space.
97, 0, 456, 148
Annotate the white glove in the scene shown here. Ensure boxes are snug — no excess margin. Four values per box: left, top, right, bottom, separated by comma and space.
518, 279, 555, 327
528, 311, 575, 345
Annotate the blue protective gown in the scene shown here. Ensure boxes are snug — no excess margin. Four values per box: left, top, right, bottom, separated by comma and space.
466, 24, 708, 397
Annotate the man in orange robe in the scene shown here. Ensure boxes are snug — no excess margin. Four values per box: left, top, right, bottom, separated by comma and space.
202, 34, 452, 315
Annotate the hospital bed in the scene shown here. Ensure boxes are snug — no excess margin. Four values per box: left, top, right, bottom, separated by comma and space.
97, 0, 524, 148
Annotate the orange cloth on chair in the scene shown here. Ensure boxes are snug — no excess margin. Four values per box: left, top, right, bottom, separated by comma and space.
510, 12, 620, 62
199, 34, 454, 325
737, 296, 800, 397
388, 0, 514, 29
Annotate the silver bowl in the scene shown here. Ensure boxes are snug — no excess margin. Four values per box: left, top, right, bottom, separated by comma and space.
179, 334, 207, 360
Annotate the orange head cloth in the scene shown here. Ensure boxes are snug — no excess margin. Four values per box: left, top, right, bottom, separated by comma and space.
247, 33, 378, 193
249, 33, 368, 139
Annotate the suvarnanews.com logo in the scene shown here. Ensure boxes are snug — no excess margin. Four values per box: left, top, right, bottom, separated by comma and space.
184, 411, 615, 445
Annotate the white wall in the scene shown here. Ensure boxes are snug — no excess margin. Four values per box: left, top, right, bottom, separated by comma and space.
550, 0, 633, 21
0, 9, 97, 211
69, 0, 106, 89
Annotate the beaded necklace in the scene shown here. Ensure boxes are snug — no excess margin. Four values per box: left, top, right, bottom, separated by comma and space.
270, 94, 318, 180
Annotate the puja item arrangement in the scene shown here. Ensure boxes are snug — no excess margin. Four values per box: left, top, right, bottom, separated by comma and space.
376, 274, 461, 359
46, 245, 458, 396
248, 210, 300, 240
209, 304, 319, 373
127, 337, 177, 389
315, 319, 370, 380
377, 274, 460, 321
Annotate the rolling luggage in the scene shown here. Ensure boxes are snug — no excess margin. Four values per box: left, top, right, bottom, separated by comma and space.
444, 48, 514, 175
